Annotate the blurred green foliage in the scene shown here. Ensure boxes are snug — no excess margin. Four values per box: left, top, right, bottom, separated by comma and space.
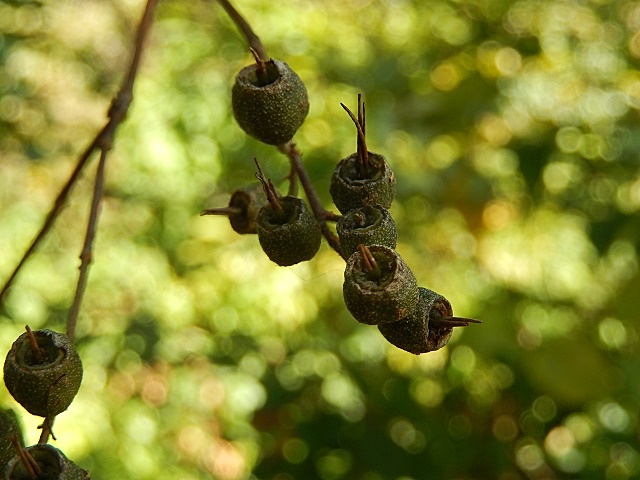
1, 0, 640, 478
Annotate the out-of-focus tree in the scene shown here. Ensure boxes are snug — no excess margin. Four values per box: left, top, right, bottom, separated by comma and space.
0, 0, 639, 479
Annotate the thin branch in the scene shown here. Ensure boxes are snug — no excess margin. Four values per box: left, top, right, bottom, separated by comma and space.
31, 0, 158, 445
37, 416, 55, 445
0, 0, 159, 309
0, 137, 99, 306
11, 435, 40, 478
279, 142, 346, 260
66, 151, 106, 343
216, 0, 269, 61
65, 0, 158, 342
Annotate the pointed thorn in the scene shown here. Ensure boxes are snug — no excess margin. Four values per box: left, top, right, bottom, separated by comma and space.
200, 207, 243, 217
431, 316, 482, 327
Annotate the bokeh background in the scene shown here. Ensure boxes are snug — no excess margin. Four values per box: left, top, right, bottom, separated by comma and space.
1, 0, 640, 478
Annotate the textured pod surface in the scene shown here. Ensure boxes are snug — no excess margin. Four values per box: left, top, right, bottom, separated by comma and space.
6, 443, 90, 479
329, 152, 396, 214
343, 246, 418, 325
337, 205, 397, 257
228, 183, 269, 234
378, 287, 454, 354
231, 59, 309, 145
3, 329, 83, 417
257, 196, 321, 266
0, 408, 23, 468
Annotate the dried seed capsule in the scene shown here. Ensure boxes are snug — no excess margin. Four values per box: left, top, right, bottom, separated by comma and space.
6, 443, 90, 479
343, 245, 419, 325
329, 152, 396, 214
0, 408, 23, 468
336, 205, 397, 258
232, 58, 309, 145
256, 196, 321, 266
378, 287, 481, 354
201, 183, 269, 234
3, 329, 83, 418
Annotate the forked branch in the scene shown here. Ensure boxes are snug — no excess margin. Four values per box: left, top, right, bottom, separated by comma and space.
0, 0, 158, 323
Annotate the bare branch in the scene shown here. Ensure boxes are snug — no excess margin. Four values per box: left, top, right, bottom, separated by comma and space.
216, 0, 269, 61
279, 142, 346, 260
0, 0, 159, 309
66, 151, 106, 344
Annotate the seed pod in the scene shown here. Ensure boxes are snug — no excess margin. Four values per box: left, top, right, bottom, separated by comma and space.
378, 287, 481, 354
329, 152, 396, 214
201, 183, 269, 234
256, 196, 321, 266
0, 408, 23, 468
6, 443, 90, 479
3, 329, 83, 418
343, 245, 419, 325
336, 205, 397, 258
232, 58, 309, 145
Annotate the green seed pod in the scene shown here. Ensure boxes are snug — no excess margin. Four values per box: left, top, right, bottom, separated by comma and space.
336, 205, 397, 258
202, 183, 269, 234
6, 443, 90, 479
0, 408, 23, 468
256, 196, 321, 266
329, 152, 396, 214
378, 287, 480, 354
3, 329, 83, 418
232, 59, 309, 145
343, 245, 419, 325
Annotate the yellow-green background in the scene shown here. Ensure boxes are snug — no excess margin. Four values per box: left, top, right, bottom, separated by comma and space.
1, 0, 639, 478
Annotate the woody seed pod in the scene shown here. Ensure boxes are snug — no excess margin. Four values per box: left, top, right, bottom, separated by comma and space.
256, 196, 321, 266
329, 152, 396, 214
336, 205, 397, 258
201, 183, 269, 234
0, 408, 23, 468
343, 245, 419, 325
6, 443, 90, 479
378, 287, 480, 355
232, 59, 309, 145
3, 329, 83, 418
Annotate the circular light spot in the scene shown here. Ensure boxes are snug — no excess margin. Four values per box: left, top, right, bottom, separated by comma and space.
545, 426, 575, 457
598, 318, 628, 350
556, 127, 583, 153
493, 415, 518, 442
430, 62, 461, 91
532, 396, 557, 423
516, 442, 545, 471
450, 345, 476, 374
283, 438, 309, 464
495, 47, 522, 76
598, 402, 630, 433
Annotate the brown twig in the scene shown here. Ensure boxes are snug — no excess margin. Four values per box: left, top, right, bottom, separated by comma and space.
24, 0, 158, 445
216, 0, 269, 61
37, 415, 56, 444
66, 151, 106, 344
0, 137, 98, 306
279, 142, 346, 260
11, 435, 40, 479
0, 0, 158, 310
25, 325, 43, 364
